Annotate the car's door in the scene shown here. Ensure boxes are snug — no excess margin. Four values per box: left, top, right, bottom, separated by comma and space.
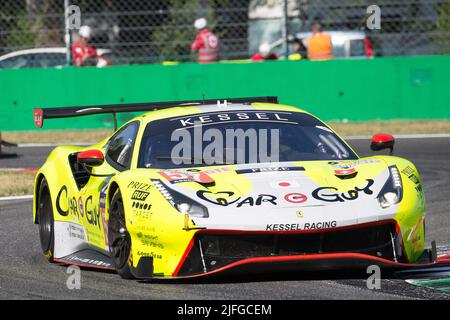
78, 121, 140, 251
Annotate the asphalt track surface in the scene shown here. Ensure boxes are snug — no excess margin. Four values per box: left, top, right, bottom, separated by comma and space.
0, 138, 449, 300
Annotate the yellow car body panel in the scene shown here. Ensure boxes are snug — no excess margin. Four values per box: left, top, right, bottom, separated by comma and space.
33, 102, 427, 278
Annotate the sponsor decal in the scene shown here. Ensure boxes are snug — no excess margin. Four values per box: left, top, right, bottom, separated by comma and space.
192, 167, 232, 175
67, 255, 111, 268
68, 224, 85, 241
133, 210, 153, 220
99, 178, 110, 248
284, 192, 308, 204
402, 166, 424, 194
196, 190, 277, 207
329, 159, 380, 170
402, 166, 421, 185
33, 109, 43, 128
266, 223, 302, 231
334, 168, 357, 176
56, 186, 79, 218
131, 194, 153, 220
137, 251, 162, 260
296, 210, 304, 218
131, 190, 150, 201
127, 181, 152, 191
236, 166, 304, 174
85, 196, 101, 230
270, 181, 300, 189
137, 233, 164, 249
196, 190, 239, 206
312, 179, 374, 202
174, 111, 292, 128
303, 221, 337, 230
236, 194, 277, 207
266, 221, 337, 231
132, 202, 152, 210
402, 166, 414, 176
78, 196, 84, 217
159, 170, 214, 184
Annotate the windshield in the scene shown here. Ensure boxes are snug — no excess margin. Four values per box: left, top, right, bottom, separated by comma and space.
138, 110, 357, 169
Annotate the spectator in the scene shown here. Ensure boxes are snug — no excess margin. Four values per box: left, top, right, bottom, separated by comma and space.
293, 38, 308, 59
306, 22, 334, 61
191, 18, 219, 63
251, 42, 279, 61
72, 25, 98, 66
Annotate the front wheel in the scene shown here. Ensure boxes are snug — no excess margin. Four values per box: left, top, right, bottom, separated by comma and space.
108, 189, 134, 279
38, 178, 54, 262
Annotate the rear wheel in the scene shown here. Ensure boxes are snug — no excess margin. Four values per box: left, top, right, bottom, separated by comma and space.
38, 178, 54, 262
108, 189, 134, 279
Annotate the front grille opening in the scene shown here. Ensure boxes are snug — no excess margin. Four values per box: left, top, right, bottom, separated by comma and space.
178, 222, 403, 276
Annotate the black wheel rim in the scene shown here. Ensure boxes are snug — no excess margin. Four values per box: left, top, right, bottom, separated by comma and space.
108, 198, 131, 269
38, 189, 53, 253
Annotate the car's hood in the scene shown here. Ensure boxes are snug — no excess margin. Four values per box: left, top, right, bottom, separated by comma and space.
155, 158, 397, 231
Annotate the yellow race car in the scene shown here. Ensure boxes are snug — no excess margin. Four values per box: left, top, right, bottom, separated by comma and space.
32, 97, 431, 279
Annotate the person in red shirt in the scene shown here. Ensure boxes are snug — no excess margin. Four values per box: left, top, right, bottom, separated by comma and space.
251, 42, 279, 61
72, 25, 98, 66
191, 18, 219, 63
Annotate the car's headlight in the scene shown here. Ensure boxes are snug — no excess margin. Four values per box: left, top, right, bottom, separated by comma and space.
377, 166, 403, 208
152, 179, 209, 218
379, 192, 399, 208
176, 202, 208, 218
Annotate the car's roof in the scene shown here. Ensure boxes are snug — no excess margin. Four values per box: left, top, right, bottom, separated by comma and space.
0, 47, 110, 61
269, 30, 366, 50
296, 30, 367, 45
133, 102, 307, 126
296, 30, 366, 38
0, 48, 66, 61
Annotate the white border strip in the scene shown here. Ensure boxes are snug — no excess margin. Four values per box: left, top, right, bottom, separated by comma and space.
0, 195, 33, 201
7, 133, 450, 148
345, 133, 450, 140
16, 142, 90, 147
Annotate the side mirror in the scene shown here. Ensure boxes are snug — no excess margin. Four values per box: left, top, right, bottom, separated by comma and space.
77, 149, 104, 167
370, 133, 395, 155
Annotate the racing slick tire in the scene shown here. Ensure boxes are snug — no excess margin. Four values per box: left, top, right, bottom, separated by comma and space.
108, 189, 135, 279
37, 178, 54, 262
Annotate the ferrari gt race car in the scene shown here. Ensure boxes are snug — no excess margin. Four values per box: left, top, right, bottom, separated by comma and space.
32, 97, 437, 280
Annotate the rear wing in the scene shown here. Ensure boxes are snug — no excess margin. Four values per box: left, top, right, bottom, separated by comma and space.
33, 96, 279, 130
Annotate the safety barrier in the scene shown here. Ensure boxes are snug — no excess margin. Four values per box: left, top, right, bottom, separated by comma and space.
0, 55, 449, 130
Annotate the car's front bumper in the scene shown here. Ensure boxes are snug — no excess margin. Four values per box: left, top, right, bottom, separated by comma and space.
173, 220, 408, 277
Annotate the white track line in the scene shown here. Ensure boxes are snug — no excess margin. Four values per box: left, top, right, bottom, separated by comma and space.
2, 133, 448, 201
0, 195, 33, 201
345, 133, 450, 140
0, 168, 38, 172
2, 134, 450, 201
9, 133, 450, 147
16, 142, 90, 147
